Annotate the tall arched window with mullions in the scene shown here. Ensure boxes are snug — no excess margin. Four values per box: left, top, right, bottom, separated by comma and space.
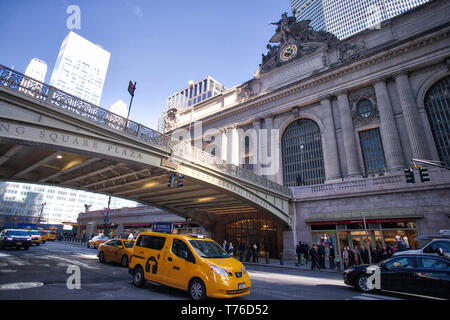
282, 119, 325, 187
424, 76, 450, 166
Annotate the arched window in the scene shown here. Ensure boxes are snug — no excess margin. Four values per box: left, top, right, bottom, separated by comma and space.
282, 119, 325, 187
424, 76, 450, 166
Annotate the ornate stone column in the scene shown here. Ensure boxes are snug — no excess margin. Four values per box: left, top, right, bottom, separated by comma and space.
373, 77, 405, 171
220, 128, 227, 161
394, 72, 429, 160
321, 96, 342, 181
252, 118, 263, 176
226, 125, 239, 166
263, 116, 274, 180
337, 91, 362, 178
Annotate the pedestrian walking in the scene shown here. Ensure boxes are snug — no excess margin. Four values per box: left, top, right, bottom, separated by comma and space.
329, 244, 335, 269
228, 242, 234, 256
342, 247, 350, 270
360, 246, 370, 264
309, 245, 320, 271
348, 246, 355, 266
252, 243, 259, 263
318, 244, 326, 269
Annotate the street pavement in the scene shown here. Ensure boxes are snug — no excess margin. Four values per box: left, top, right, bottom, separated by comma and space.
0, 241, 407, 301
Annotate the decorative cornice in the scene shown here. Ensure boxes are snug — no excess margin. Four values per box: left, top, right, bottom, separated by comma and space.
175, 26, 450, 129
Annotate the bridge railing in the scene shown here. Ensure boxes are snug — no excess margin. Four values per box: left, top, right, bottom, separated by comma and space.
0, 64, 291, 197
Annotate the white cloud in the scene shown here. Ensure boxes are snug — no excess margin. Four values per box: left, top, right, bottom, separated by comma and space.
133, 6, 144, 18
110, 99, 129, 118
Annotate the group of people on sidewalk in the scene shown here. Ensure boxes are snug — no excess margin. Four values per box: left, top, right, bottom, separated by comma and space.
224, 240, 261, 263
297, 235, 409, 271
296, 241, 337, 271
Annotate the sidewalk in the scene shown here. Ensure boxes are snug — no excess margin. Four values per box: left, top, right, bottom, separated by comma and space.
242, 257, 343, 274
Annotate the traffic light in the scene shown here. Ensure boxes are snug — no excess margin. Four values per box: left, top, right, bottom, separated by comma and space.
419, 167, 430, 182
177, 175, 184, 188
168, 173, 176, 188
404, 168, 415, 183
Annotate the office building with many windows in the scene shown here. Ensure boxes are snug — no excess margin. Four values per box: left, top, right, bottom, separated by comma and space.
49, 31, 111, 105
291, 0, 326, 31
0, 181, 139, 227
291, 0, 431, 39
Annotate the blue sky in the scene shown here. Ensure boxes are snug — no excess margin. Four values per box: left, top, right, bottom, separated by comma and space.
0, 0, 290, 130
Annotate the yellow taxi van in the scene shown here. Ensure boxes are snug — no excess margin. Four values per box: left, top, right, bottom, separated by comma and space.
128, 232, 251, 300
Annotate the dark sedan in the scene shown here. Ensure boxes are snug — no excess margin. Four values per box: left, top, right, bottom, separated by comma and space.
343, 254, 450, 300
0, 229, 32, 250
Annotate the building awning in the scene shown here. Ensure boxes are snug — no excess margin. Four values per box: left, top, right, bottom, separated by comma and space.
304, 208, 424, 224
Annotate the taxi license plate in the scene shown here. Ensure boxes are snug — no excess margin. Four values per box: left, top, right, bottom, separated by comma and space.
16, 242, 22, 245
238, 283, 245, 290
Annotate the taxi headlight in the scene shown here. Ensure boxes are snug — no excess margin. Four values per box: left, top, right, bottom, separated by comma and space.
210, 265, 229, 277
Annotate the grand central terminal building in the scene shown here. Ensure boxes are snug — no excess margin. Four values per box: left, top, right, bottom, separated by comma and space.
162, 0, 450, 258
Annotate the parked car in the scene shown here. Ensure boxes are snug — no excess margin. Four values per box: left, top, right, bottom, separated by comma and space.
97, 239, 135, 267
0, 229, 32, 250
129, 232, 251, 300
87, 235, 109, 248
393, 238, 450, 257
344, 253, 450, 299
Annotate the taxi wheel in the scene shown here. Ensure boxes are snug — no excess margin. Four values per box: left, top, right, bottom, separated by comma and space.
132, 267, 145, 288
99, 251, 105, 263
121, 255, 129, 267
188, 278, 206, 300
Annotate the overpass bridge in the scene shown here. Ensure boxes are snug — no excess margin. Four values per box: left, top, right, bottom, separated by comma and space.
0, 64, 292, 232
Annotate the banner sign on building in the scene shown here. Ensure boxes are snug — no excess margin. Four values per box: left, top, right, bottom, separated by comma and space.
152, 222, 173, 234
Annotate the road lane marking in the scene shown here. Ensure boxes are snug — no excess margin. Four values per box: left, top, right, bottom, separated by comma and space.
0, 282, 44, 290
0, 269, 18, 273
7, 258, 28, 266
45, 255, 99, 270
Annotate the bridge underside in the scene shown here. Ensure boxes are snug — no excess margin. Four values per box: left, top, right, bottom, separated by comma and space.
0, 141, 282, 228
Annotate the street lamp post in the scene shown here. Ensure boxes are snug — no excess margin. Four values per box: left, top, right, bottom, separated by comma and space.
38, 202, 47, 228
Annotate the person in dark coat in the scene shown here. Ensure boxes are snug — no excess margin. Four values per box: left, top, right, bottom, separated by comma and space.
329, 244, 336, 269
309, 245, 320, 271
348, 246, 355, 266
303, 242, 310, 261
360, 246, 370, 264
318, 244, 326, 269
296, 242, 301, 262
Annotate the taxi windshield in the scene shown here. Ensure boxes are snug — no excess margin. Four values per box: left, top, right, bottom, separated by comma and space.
189, 240, 229, 259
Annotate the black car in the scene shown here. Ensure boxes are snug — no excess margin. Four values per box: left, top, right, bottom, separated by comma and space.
0, 229, 32, 250
343, 253, 450, 299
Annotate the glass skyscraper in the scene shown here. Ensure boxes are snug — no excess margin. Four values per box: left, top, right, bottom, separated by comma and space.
291, 0, 326, 32
291, 0, 431, 39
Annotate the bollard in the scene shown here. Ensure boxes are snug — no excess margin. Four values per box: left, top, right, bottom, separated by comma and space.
295, 254, 299, 266
265, 251, 270, 264
280, 251, 284, 265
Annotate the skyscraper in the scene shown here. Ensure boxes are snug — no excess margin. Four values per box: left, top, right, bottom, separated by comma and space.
23, 58, 47, 82
291, 0, 326, 32
49, 31, 111, 105
291, 0, 431, 39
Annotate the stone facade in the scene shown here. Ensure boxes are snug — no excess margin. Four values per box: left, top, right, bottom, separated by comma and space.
165, 0, 450, 258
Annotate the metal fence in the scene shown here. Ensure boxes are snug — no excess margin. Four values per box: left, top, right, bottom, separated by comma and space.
0, 64, 291, 197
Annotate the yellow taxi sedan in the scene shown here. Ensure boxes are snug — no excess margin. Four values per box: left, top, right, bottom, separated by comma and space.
27, 230, 42, 246
97, 239, 135, 267
87, 235, 109, 249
